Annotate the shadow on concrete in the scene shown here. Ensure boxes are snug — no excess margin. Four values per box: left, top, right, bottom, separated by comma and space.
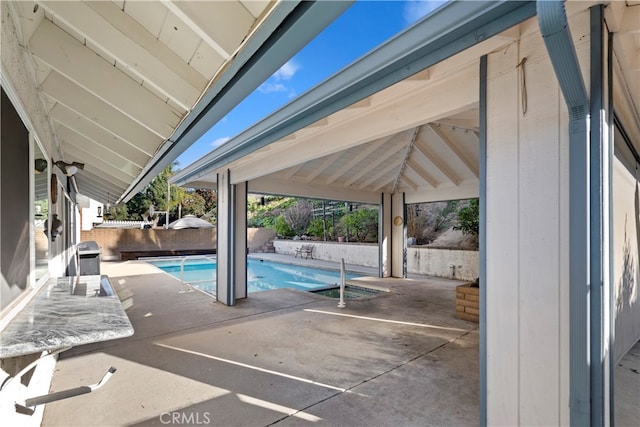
42, 261, 478, 426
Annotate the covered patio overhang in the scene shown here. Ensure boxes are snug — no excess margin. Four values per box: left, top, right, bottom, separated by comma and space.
170, 0, 538, 300
1, 0, 352, 204
170, 1, 540, 204
169, 1, 640, 426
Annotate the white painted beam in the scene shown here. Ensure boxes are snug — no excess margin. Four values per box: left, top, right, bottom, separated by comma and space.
325, 138, 388, 184
161, 0, 242, 59
304, 152, 342, 183
49, 104, 148, 168
56, 127, 139, 181
40, 72, 161, 154
230, 66, 479, 182
404, 181, 478, 204
30, 19, 182, 138
359, 158, 403, 189
283, 163, 306, 180
427, 123, 479, 178
398, 175, 418, 191
73, 172, 126, 200
405, 158, 438, 188
344, 141, 406, 187
248, 177, 381, 204
39, 1, 202, 110
413, 139, 460, 185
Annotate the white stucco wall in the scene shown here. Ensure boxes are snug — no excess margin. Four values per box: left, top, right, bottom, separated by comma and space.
485, 9, 591, 425
407, 247, 478, 281
273, 240, 379, 268
273, 240, 479, 280
81, 199, 104, 231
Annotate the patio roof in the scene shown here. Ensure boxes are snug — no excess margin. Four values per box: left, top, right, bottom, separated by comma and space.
2, 0, 351, 204
170, 0, 640, 205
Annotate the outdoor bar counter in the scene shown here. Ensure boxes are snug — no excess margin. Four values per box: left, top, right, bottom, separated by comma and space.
0, 275, 133, 359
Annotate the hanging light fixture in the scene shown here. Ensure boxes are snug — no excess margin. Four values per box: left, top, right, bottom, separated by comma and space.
34, 158, 47, 173
53, 160, 84, 176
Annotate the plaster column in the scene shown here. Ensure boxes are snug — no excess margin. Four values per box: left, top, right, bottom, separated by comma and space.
379, 193, 392, 277
216, 170, 247, 305
391, 192, 406, 278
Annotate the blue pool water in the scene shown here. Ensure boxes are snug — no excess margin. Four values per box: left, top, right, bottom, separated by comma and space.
149, 258, 357, 295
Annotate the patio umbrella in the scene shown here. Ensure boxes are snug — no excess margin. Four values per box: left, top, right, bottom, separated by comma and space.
167, 215, 214, 229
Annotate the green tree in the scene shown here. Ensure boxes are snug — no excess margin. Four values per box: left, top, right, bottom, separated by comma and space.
338, 208, 378, 242
181, 191, 206, 217
108, 204, 129, 220
274, 215, 295, 238
454, 198, 479, 237
306, 218, 332, 240
124, 164, 175, 221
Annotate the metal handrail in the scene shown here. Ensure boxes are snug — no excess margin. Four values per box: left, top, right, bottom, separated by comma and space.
146, 255, 216, 294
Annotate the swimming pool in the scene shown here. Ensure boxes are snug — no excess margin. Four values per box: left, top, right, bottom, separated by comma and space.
149, 257, 357, 295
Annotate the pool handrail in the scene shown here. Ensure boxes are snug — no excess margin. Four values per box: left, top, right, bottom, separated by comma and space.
146, 255, 216, 294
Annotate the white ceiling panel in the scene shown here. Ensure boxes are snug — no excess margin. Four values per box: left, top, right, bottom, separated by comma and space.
121, 0, 168, 38
4, 0, 352, 204
158, 10, 203, 63
189, 41, 225, 79
240, 0, 272, 19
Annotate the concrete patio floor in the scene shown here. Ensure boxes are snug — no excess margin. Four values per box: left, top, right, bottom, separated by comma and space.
42, 258, 479, 426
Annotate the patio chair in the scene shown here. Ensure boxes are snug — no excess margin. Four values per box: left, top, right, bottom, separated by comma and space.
295, 244, 314, 259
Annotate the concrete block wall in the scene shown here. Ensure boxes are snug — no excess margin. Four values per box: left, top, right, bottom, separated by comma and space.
81, 227, 276, 260
81, 228, 217, 260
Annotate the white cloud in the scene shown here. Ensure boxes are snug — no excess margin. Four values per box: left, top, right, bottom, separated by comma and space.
211, 136, 230, 148
273, 60, 300, 81
258, 82, 288, 94
257, 60, 300, 96
403, 1, 443, 25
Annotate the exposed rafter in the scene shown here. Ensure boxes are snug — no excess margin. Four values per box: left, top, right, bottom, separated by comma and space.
304, 152, 342, 183
30, 20, 182, 138
413, 138, 460, 185
359, 158, 404, 189
325, 138, 388, 184
40, 72, 161, 153
427, 123, 479, 178
160, 0, 232, 59
344, 140, 406, 187
405, 158, 438, 188
39, 1, 202, 110
283, 163, 306, 180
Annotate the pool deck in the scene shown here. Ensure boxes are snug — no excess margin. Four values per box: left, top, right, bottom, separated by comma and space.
42, 257, 479, 426
40, 255, 639, 426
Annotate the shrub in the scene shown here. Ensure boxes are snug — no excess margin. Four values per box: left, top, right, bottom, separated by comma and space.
454, 198, 479, 237
338, 208, 378, 242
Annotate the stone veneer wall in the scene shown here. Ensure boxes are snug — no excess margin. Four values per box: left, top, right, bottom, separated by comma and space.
456, 283, 479, 323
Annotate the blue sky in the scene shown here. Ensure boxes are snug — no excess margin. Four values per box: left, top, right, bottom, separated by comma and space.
175, 0, 444, 169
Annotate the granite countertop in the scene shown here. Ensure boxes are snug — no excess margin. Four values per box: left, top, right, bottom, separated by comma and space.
0, 275, 134, 359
